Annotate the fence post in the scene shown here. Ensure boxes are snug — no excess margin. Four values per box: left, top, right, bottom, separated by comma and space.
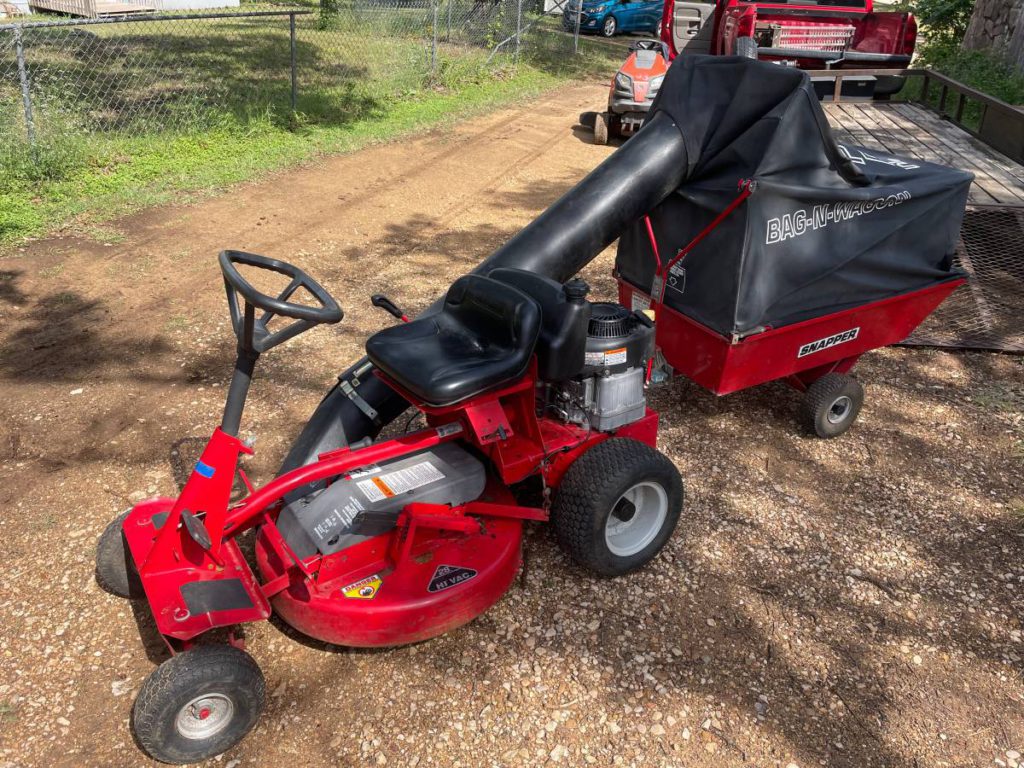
446, 0, 452, 42
13, 27, 36, 148
514, 0, 522, 63
289, 12, 298, 112
431, 0, 439, 75
573, 0, 581, 54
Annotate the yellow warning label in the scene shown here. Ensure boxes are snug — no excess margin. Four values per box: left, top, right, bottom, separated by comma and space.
341, 574, 382, 600
371, 476, 395, 498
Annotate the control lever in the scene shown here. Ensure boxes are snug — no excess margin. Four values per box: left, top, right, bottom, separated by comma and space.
371, 294, 408, 323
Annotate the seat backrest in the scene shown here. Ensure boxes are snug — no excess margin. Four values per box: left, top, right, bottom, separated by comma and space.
488, 268, 590, 382
444, 274, 541, 353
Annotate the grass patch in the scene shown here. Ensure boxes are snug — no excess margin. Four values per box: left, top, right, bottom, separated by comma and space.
0, 11, 618, 247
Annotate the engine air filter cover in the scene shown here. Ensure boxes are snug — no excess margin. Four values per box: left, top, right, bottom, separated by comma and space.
588, 302, 632, 338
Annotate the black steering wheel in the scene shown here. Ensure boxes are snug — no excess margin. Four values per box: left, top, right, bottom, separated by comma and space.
219, 250, 343, 353
631, 39, 667, 54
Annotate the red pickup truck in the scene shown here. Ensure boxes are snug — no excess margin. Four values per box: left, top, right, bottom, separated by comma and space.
660, 0, 916, 93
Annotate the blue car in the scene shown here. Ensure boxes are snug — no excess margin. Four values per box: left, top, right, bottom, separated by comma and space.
563, 0, 664, 38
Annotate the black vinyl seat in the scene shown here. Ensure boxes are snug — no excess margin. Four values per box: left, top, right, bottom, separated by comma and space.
365, 274, 542, 406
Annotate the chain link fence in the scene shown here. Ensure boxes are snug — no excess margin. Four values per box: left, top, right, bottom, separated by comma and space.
0, 0, 608, 170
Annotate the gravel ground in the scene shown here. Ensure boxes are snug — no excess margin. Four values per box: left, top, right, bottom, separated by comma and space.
0, 82, 1022, 768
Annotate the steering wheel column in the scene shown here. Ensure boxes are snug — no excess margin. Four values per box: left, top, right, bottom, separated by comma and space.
219, 250, 343, 436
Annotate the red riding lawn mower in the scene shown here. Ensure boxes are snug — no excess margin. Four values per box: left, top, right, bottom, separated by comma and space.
98, 54, 972, 763
96, 251, 683, 763
592, 38, 670, 144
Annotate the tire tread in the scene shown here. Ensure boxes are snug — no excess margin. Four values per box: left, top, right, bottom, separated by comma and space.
133, 645, 265, 764
800, 372, 864, 438
553, 438, 681, 576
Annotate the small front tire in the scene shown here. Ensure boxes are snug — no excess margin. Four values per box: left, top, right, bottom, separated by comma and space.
593, 112, 610, 145
96, 510, 144, 599
736, 35, 758, 59
801, 372, 864, 438
553, 438, 683, 577
132, 645, 266, 764
602, 15, 617, 36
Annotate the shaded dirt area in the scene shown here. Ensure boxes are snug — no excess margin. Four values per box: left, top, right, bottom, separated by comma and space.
1, 81, 1023, 768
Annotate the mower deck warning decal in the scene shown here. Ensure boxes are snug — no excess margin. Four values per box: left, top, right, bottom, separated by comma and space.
428, 564, 477, 593
342, 574, 382, 600
797, 327, 860, 358
356, 460, 446, 503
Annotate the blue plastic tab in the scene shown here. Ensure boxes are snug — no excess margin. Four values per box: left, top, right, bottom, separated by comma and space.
194, 460, 216, 479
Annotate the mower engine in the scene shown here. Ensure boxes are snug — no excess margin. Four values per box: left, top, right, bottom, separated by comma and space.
546, 302, 655, 432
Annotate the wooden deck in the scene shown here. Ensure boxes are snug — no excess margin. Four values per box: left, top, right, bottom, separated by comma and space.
824, 101, 1024, 206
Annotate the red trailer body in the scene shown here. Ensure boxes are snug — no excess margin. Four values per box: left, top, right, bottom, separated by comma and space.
618, 277, 964, 396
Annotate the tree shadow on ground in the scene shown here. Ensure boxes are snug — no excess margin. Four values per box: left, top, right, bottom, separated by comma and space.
20, 22, 388, 133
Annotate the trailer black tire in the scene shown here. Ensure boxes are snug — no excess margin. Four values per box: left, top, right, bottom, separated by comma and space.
132, 645, 266, 765
95, 509, 145, 599
594, 112, 609, 145
801, 372, 864, 438
553, 438, 683, 577
736, 36, 758, 59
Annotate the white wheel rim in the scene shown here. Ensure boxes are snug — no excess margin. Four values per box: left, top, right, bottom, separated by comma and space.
604, 481, 668, 557
604, 18, 614, 34
827, 395, 853, 424
174, 693, 234, 740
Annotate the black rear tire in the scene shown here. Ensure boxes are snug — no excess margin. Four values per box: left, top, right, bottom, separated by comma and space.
801, 372, 864, 438
553, 438, 683, 577
132, 645, 266, 764
96, 510, 144, 599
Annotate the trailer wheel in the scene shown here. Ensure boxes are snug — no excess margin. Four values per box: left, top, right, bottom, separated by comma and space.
96, 509, 144, 599
132, 645, 265, 764
594, 112, 610, 145
801, 372, 864, 438
736, 36, 758, 59
553, 438, 683, 577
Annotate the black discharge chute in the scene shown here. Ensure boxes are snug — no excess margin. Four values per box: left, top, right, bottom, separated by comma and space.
617, 57, 972, 338
280, 55, 971, 476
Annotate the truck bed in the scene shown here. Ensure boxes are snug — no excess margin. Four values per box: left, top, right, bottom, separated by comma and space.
824, 101, 1024, 206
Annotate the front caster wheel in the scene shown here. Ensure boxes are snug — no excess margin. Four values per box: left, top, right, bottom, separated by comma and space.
801, 372, 864, 438
132, 645, 266, 764
95, 510, 144, 599
593, 112, 609, 145
553, 438, 683, 577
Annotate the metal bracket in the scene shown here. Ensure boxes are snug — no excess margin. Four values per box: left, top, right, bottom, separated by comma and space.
340, 378, 380, 425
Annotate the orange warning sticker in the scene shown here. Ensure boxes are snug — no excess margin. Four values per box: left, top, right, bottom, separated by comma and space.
341, 574, 382, 600
371, 476, 395, 498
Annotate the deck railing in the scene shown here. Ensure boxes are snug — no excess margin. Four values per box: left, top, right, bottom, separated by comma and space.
805, 68, 1024, 164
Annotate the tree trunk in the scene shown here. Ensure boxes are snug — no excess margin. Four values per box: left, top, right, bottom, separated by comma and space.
962, 0, 1024, 73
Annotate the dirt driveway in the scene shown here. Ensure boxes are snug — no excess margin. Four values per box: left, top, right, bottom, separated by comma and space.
1, 81, 1023, 768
